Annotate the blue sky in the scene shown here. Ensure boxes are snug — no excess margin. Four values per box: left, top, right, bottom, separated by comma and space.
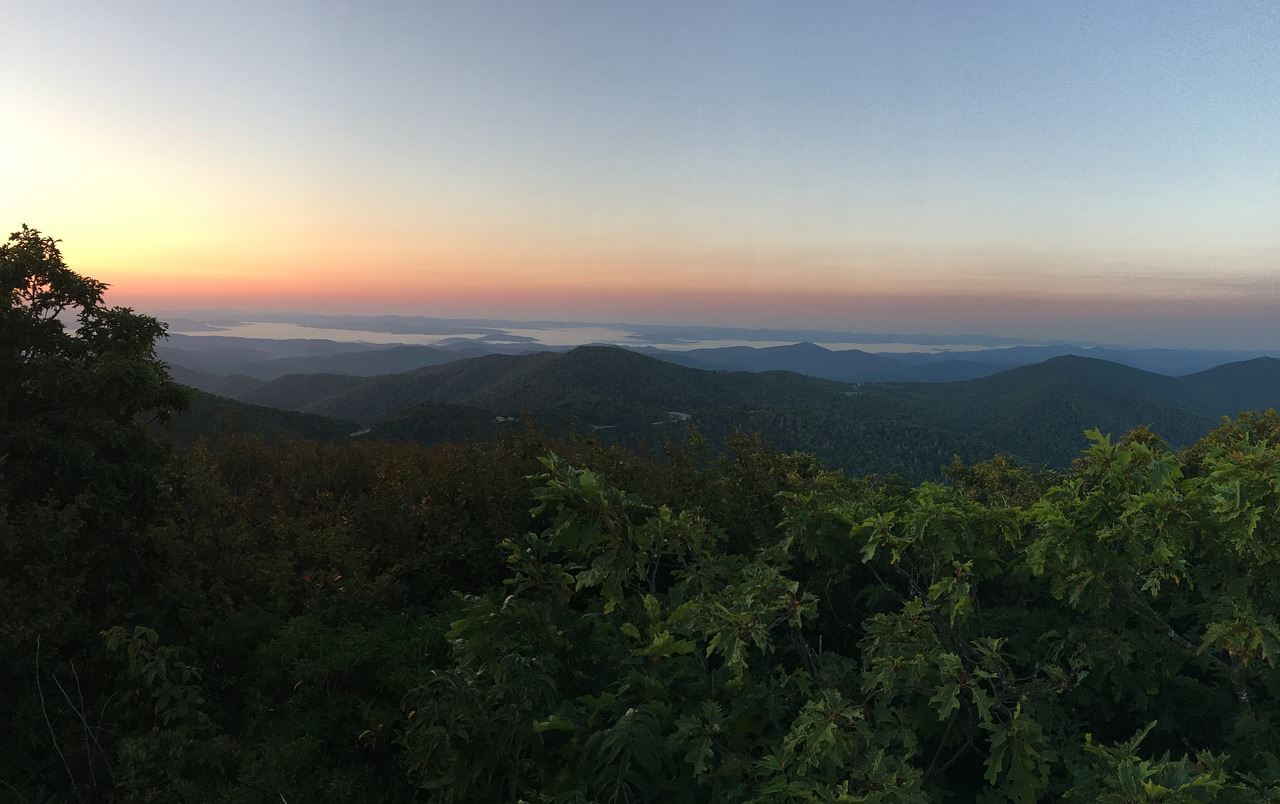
3, 1, 1277, 347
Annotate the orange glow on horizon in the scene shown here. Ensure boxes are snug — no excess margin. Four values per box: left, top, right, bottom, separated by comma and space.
103, 265, 1280, 333
97, 249, 1277, 317
58, 220, 1273, 333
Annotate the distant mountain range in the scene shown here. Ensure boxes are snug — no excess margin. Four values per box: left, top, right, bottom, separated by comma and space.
163, 338, 1280, 482
160, 331, 1277, 384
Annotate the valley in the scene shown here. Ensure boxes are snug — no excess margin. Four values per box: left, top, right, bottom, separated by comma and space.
163, 337, 1280, 481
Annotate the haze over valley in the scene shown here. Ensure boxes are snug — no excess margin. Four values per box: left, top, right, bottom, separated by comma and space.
7, 3, 1277, 350
158, 310, 1280, 482
6, 3, 1280, 799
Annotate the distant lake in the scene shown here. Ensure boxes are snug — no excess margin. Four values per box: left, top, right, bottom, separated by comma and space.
169, 320, 1021, 354
175, 322, 486, 345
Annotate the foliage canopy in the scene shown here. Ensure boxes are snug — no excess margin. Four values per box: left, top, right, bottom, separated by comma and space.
4, 231, 1280, 801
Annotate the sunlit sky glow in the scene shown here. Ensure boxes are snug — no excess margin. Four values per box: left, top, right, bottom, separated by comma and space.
4, 1, 1278, 348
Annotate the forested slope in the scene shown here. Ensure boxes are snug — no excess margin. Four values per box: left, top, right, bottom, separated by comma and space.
9, 231, 1280, 801
1178, 356, 1280, 412
894, 355, 1220, 465
172, 346, 1280, 480
165, 390, 361, 444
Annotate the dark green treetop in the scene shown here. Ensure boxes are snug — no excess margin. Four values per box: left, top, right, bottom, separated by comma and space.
1, 223, 189, 732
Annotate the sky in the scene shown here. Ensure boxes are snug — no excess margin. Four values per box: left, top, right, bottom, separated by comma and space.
3, 1, 1278, 348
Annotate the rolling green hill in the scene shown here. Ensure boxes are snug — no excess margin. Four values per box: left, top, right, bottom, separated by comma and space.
224, 346, 862, 424
369, 400, 510, 444
894, 355, 1220, 466
1177, 357, 1280, 413
166, 362, 266, 398
162, 390, 362, 444
235, 372, 376, 414
178, 347, 1280, 480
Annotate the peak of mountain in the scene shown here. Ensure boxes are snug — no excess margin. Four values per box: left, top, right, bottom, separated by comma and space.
954, 354, 1177, 395
1016, 353, 1165, 375
1186, 355, 1280, 380
176, 340, 1280, 482
162, 327, 1278, 390
561, 343, 668, 366
1178, 357, 1280, 415
485, 345, 853, 414
662, 342, 905, 382
774, 341, 831, 354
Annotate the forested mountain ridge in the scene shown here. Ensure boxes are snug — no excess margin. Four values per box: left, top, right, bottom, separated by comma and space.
649, 340, 1280, 380
166, 361, 267, 398
171, 346, 999, 478
161, 326, 1279, 382
889, 355, 1225, 466
186, 346, 864, 426
168, 346, 1280, 479
9, 231, 1280, 801
234, 342, 490, 378
157, 333, 380, 377
1178, 356, 1280, 412
164, 390, 361, 444
234, 371, 382, 415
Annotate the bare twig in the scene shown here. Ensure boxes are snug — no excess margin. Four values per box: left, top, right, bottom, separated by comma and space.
933, 721, 979, 779
923, 710, 959, 782
35, 637, 78, 795
55, 661, 116, 791
52, 671, 95, 800
0, 776, 34, 804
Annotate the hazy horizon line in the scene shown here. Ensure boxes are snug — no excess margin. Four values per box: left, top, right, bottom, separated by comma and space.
150, 309, 1280, 356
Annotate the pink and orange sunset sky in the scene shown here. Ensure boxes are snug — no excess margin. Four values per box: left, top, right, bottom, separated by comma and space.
4, 2, 1278, 348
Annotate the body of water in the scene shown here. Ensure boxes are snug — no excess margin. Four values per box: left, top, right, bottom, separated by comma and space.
169, 319, 1023, 354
